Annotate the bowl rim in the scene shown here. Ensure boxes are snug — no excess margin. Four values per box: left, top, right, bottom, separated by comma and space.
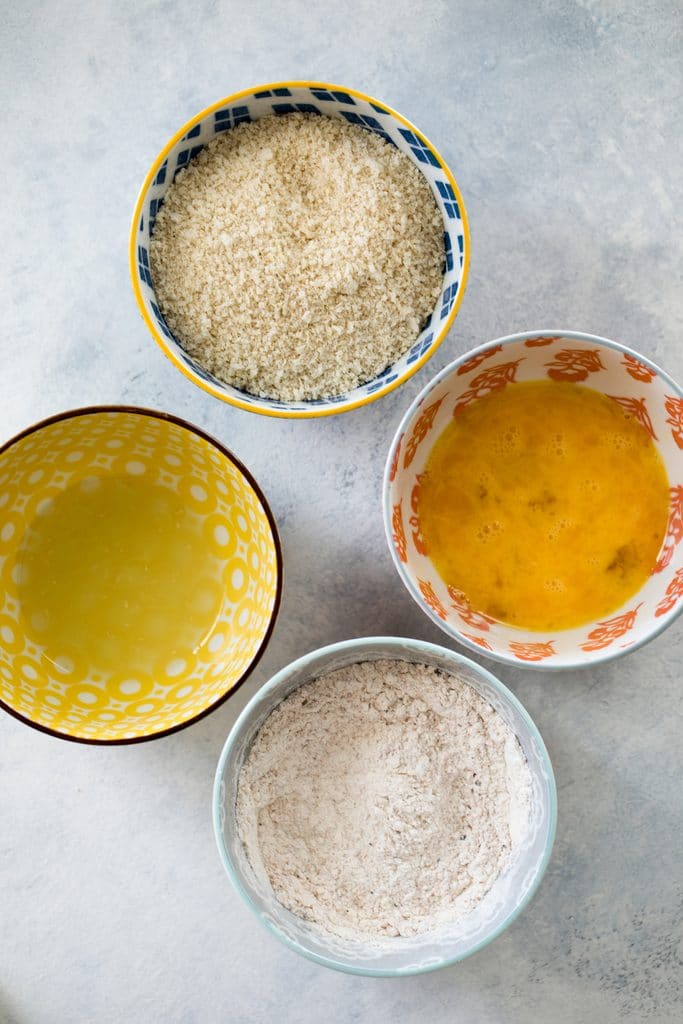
212, 634, 558, 977
0, 404, 284, 745
129, 79, 471, 419
383, 328, 683, 671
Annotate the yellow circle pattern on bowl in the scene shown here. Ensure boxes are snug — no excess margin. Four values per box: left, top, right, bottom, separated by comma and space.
0, 409, 280, 741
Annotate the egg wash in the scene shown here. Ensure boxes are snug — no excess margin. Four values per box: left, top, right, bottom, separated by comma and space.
417, 381, 670, 631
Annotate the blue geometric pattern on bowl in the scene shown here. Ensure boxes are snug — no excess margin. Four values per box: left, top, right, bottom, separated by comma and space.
132, 84, 468, 417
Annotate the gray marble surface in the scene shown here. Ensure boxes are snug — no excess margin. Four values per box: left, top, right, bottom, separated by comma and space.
1, 2, 681, 1021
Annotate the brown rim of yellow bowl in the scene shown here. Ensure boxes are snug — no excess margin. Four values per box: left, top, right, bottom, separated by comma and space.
129, 79, 471, 419
0, 405, 284, 745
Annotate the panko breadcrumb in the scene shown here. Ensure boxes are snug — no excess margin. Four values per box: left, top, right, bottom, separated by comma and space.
150, 113, 444, 402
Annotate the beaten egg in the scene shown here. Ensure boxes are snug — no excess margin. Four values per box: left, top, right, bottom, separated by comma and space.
417, 381, 670, 631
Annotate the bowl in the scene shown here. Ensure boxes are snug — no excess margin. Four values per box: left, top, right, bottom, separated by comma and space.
0, 407, 282, 743
384, 330, 683, 670
130, 80, 470, 418
213, 636, 556, 976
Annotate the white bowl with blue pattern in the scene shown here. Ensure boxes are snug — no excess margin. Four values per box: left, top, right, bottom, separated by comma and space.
130, 81, 470, 418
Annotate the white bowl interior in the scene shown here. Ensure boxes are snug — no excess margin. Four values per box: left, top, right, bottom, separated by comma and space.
133, 84, 467, 414
214, 638, 556, 976
385, 333, 683, 669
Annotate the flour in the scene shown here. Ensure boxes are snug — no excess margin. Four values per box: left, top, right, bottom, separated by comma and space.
236, 660, 532, 942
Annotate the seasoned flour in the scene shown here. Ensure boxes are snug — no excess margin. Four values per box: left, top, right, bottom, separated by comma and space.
236, 660, 532, 941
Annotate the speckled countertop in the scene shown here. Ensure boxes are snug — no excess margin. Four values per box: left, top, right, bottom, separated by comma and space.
1, 2, 681, 1021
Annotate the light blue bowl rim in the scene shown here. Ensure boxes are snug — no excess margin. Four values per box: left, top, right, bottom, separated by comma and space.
382, 329, 683, 672
212, 635, 558, 977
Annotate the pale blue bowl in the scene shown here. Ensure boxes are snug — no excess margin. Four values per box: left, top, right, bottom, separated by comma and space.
213, 636, 556, 975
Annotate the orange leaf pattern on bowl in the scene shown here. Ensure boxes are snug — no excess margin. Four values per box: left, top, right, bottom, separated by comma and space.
456, 345, 503, 376
447, 586, 495, 631
392, 501, 407, 563
409, 475, 428, 555
525, 336, 560, 347
461, 633, 493, 650
622, 353, 656, 383
545, 348, 605, 382
403, 398, 444, 469
654, 485, 683, 573
655, 568, 683, 618
418, 578, 448, 620
606, 395, 657, 441
454, 361, 522, 415
580, 604, 642, 652
664, 396, 683, 450
509, 641, 556, 662
389, 435, 403, 482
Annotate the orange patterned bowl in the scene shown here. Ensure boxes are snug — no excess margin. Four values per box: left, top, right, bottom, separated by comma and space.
383, 331, 683, 669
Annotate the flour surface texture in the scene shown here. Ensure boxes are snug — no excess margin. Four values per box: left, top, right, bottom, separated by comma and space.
236, 660, 532, 941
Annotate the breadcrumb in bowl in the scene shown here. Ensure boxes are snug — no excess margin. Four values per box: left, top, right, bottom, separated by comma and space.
130, 82, 470, 418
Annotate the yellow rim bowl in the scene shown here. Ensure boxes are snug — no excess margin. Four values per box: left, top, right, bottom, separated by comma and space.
129, 80, 470, 418
0, 408, 282, 743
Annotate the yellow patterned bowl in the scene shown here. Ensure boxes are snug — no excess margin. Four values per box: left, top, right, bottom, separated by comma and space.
0, 407, 282, 743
